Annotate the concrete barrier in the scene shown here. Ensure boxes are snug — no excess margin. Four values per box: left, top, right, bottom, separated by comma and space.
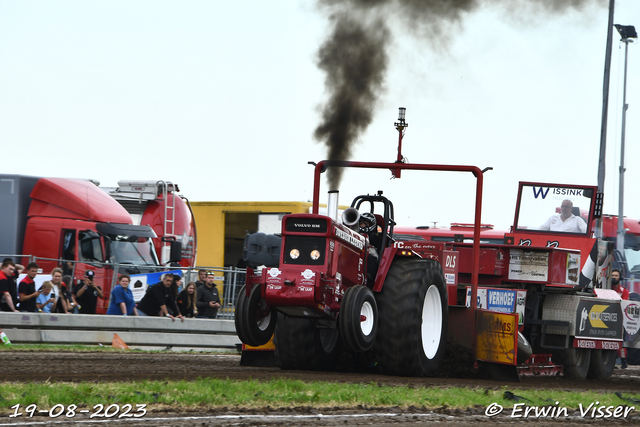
0, 312, 239, 349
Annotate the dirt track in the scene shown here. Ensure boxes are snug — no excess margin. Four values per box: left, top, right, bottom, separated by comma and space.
1, 351, 639, 392
0, 352, 639, 426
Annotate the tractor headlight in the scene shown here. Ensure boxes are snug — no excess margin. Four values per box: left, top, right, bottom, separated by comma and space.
290, 249, 300, 259
310, 250, 321, 260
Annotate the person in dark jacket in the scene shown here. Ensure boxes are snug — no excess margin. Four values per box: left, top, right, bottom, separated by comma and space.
196, 272, 221, 319
137, 273, 184, 322
195, 269, 207, 288
176, 281, 197, 318
72, 270, 104, 314
17, 262, 40, 312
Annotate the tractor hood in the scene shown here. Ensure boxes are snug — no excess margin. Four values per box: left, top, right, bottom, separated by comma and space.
28, 178, 133, 224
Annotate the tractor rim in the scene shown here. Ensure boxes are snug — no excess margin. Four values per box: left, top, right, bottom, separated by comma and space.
421, 284, 442, 359
257, 307, 271, 331
360, 301, 374, 336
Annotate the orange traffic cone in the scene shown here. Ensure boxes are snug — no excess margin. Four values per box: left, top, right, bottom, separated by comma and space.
112, 333, 129, 350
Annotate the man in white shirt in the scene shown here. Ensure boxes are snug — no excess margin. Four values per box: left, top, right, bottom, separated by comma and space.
539, 199, 587, 233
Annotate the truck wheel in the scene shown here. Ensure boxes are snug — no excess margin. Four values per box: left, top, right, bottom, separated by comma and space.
557, 347, 591, 380
244, 285, 276, 347
587, 350, 616, 381
339, 285, 378, 353
274, 312, 342, 371
374, 258, 448, 376
234, 285, 251, 345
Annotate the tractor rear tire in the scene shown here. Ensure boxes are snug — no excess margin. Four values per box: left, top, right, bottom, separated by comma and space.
556, 347, 591, 380
339, 285, 378, 353
274, 312, 342, 371
587, 349, 616, 381
374, 258, 448, 376
243, 285, 276, 347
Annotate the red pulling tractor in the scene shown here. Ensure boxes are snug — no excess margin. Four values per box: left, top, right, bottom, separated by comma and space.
235, 161, 624, 380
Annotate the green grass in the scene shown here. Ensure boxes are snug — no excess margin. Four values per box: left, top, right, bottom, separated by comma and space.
0, 346, 637, 415
0, 379, 638, 414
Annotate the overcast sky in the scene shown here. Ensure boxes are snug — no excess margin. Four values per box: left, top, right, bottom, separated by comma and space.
1, 1, 638, 231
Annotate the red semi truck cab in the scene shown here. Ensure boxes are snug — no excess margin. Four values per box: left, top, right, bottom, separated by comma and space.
102, 180, 197, 268
0, 175, 176, 314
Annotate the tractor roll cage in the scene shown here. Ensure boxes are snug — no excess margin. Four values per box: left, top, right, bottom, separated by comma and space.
351, 193, 396, 254
311, 160, 486, 301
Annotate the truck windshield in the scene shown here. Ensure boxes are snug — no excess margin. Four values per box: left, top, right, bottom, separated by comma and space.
515, 184, 594, 235
109, 237, 158, 266
625, 247, 640, 276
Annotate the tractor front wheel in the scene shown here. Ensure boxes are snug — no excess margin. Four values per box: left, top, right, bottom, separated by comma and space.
374, 258, 448, 376
234, 285, 250, 345
243, 285, 276, 347
339, 285, 378, 353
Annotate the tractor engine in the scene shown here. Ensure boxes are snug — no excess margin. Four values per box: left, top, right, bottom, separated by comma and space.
250, 214, 368, 319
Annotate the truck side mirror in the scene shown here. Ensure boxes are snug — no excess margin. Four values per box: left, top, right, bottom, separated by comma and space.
169, 240, 182, 264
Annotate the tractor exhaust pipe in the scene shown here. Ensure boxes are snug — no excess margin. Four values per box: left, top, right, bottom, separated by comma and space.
342, 207, 361, 230
327, 190, 339, 222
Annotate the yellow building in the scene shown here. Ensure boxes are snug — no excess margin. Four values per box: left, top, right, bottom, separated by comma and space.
190, 201, 317, 268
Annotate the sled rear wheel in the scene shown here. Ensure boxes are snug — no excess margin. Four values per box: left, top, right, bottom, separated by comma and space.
587, 349, 616, 381
557, 347, 591, 380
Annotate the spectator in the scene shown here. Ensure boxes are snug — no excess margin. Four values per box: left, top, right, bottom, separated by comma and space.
611, 269, 630, 368
36, 281, 56, 313
51, 268, 70, 314
195, 269, 207, 288
137, 273, 185, 322
0, 259, 19, 312
611, 269, 630, 300
106, 275, 138, 316
73, 270, 104, 314
177, 281, 197, 318
170, 274, 182, 300
62, 275, 78, 313
18, 262, 40, 313
196, 272, 221, 319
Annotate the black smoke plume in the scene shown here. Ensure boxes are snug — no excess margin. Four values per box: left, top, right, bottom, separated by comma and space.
313, 12, 389, 190
313, 0, 604, 189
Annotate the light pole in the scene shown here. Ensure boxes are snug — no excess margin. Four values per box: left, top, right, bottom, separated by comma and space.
614, 24, 637, 258
392, 107, 408, 179
595, 0, 616, 238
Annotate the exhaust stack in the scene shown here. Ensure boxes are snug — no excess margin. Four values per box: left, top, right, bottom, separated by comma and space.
342, 207, 361, 230
327, 190, 339, 222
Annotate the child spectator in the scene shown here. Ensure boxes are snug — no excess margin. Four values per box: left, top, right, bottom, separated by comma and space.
36, 281, 56, 313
